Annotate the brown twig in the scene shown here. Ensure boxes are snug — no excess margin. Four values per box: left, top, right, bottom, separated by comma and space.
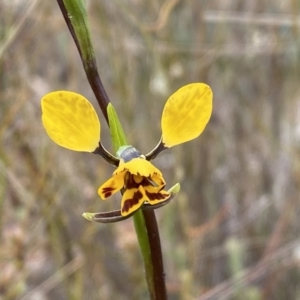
143, 210, 167, 300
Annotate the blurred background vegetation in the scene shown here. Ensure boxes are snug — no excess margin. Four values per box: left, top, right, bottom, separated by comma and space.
1, 0, 300, 299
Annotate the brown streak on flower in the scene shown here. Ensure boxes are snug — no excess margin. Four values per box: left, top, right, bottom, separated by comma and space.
102, 187, 115, 198
122, 190, 143, 213
145, 190, 170, 201
126, 175, 153, 189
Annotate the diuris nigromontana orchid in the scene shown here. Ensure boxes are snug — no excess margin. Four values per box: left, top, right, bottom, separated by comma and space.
41, 83, 213, 218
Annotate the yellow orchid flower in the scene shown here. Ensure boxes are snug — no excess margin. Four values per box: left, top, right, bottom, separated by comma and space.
41, 83, 213, 217
99, 156, 170, 216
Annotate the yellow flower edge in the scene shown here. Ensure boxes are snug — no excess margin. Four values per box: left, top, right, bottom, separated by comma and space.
41, 91, 101, 152
98, 158, 171, 216
161, 83, 213, 147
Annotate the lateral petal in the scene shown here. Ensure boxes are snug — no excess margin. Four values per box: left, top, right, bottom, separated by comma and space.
98, 172, 125, 199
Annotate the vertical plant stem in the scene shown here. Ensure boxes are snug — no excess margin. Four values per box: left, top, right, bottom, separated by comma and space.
132, 210, 155, 299
143, 210, 167, 300
133, 210, 167, 300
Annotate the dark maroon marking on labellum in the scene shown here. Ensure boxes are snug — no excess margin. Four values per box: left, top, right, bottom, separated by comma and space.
102, 187, 115, 198
125, 175, 140, 189
125, 175, 154, 189
122, 190, 143, 213
141, 178, 155, 187
145, 191, 170, 202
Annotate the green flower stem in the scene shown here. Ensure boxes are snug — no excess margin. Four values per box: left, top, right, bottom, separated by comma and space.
133, 210, 155, 299
142, 210, 167, 299
57, 0, 110, 122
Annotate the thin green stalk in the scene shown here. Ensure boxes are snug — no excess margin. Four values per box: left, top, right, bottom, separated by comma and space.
133, 210, 155, 299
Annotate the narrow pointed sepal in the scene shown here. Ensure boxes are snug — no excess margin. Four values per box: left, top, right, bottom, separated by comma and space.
168, 182, 180, 194
82, 211, 132, 223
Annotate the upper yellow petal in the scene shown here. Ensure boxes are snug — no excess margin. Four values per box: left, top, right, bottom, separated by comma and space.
41, 91, 100, 152
161, 83, 213, 147
114, 158, 162, 178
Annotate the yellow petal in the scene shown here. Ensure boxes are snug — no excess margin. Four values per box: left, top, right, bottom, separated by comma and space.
161, 83, 213, 147
143, 185, 171, 205
98, 172, 125, 199
114, 158, 162, 178
41, 91, 100, 152
121, 185, 146, 216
